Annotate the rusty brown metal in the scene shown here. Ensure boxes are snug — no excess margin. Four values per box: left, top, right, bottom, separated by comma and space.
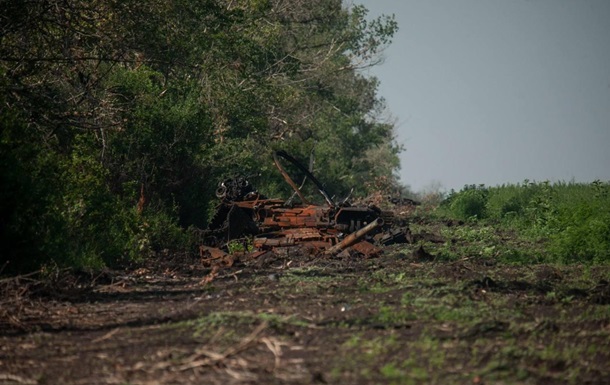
324, 218, 383, 255
273, 150, 335, 207
199, 245, 235, 284
350, 240, 382, 258
254, 227, 337, 249
273, 153, 311, 205
200, 245, 231, 260
202, 151, 409, 257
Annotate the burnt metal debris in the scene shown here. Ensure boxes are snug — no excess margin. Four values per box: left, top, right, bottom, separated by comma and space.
202, 150, 412, 258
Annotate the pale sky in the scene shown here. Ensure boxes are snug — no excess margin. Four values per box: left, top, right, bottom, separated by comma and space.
356, 0, 610, 192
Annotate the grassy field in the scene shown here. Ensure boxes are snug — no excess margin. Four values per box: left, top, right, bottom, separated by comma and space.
438, 180, 610, 264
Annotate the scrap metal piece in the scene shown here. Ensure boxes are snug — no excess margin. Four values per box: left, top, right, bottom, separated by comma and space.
199, 245, 231, 260
376, 227, 411, 245
325, 218, 383, 255
254, 227, 337, 249
199, 245, 236, 284
202, 150, 410, 258
350, 240, 382, 258
273, 150, 335, 207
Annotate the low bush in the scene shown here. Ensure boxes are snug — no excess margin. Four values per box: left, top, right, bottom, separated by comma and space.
446, 185, 488, 220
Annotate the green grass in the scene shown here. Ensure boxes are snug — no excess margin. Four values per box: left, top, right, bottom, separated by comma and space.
325, 260, 610, 384
438, 180, 610, 264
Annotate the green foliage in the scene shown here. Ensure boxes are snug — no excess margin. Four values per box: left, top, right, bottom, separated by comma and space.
227, 239, 254, 254
446, 185, 489, 220
0, 1, 401, 274
548, 188, 610, 264
440, 181, 610, 264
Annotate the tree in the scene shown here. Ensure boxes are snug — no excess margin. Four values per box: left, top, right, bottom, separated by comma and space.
0, 0, 400, 273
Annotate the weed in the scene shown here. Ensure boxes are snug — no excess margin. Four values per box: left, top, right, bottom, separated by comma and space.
379, 363, 407, 380
187, 310, 310, 341
373, 305, 417, 325
226, 238, 254, 253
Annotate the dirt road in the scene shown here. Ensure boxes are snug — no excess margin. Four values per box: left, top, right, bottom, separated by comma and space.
1, 236, 609, 384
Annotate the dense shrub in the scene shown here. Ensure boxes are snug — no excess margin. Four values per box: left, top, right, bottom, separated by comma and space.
446, 186, 488, 220
547, 183, 610, 264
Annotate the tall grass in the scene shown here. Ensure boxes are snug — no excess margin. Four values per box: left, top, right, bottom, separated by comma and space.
440, 180, 610, 264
